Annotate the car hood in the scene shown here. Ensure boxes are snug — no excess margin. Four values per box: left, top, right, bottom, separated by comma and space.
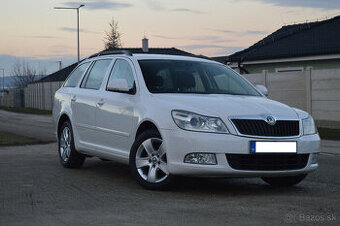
152, 93, 299, 119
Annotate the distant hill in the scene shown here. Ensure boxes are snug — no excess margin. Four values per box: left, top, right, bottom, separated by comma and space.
0, 75, 46, 89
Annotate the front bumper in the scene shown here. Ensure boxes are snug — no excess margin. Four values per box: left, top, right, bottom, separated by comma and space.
160, 128, 321, 177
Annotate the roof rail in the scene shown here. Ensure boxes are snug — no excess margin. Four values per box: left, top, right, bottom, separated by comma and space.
88, 50, 133, 58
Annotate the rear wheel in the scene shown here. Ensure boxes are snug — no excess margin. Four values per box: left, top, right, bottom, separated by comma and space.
129, 130, 174, 190
58, 121, 85, 168
262, 174, 307, 186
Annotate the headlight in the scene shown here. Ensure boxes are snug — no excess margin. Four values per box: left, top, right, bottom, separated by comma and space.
171, 110, 229, 133
302, 116, 317, 135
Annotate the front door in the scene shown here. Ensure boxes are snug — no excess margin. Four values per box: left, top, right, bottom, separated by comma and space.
95, 58, 138, 156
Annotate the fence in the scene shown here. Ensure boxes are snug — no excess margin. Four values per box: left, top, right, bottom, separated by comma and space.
24, 81, 63, 110
243, 68, 340, 128
0, 68, 340, 128
0, 89, 25, 108
0, 81, 63, 111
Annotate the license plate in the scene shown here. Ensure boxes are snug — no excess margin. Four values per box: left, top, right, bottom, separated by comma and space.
250, 141, 297, 153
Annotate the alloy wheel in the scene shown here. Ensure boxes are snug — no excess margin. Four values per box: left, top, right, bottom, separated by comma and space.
59, 127, 72, 162
135, 138, 169, 183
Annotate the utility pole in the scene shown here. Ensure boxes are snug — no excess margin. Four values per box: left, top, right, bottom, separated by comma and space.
57, 61, 62, 70
0, 68, 4, 93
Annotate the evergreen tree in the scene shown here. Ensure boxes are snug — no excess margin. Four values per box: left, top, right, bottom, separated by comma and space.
104, 18, 122, 50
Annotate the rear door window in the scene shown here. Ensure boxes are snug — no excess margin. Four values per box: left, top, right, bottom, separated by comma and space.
64, 62, 90, 87
81, 59, 112, 90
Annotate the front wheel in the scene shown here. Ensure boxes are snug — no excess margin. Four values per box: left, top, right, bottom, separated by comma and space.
262, 174, 307, 186
129, 130, 174, 190
58, 121, 85, 168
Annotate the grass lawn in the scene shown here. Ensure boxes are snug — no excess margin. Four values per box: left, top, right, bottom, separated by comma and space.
0, 106, 51, 115
0, 131, 41, 146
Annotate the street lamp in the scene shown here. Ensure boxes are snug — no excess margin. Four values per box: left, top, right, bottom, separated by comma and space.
54, 4, 85, 63
0, 68, 4, 93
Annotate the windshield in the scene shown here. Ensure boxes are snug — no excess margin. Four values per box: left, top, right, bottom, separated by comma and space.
138, 60, 261, 96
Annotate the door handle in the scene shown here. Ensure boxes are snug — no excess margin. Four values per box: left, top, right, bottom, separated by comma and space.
71, 96, 77, 102
97, 99, 104, 107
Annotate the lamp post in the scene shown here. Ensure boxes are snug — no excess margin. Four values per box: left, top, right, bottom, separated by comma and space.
54, 4, 85, 63
0, 68, 4, 93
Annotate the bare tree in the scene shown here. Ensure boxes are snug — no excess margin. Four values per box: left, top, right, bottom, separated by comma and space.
12, 61, 45, 88
104, 18, 122, 50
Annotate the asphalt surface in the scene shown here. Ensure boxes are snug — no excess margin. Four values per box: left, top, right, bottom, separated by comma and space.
0, 143, 339, 226
0, 110, 55, 142
0, 110, 339, 225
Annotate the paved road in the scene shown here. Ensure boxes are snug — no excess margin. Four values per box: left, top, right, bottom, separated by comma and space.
0, 143, 339, 226
0, 110, 55, 142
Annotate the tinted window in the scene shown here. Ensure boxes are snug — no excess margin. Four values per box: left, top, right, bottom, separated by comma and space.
81, 59, 112, 90
107, 59, 135, 90
64, 62, 90, 87
138, 60, 260, 96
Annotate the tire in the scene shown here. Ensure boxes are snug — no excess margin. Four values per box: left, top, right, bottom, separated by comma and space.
129, 130, 174, 190
58, 121, 85, 168
262, 174, 307, 187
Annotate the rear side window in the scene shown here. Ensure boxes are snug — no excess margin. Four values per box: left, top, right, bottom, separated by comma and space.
81, 59, 112, 90
64, 62, 90, 87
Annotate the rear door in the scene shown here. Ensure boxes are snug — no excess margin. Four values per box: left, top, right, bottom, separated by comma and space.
72, 59, 113, 146
62, 61, 90, 141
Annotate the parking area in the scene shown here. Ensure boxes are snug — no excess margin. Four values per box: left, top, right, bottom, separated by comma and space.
0, 143, 339, 226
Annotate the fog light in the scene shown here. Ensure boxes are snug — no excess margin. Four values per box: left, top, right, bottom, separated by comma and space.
184, 153, 217, 165
311, 153, 319, 164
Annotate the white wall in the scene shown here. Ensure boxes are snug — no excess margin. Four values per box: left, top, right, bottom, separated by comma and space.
244, 68, 340, 128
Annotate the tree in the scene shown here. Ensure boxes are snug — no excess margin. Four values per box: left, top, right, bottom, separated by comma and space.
104, 18, 122, 50
11, 61, 45, 88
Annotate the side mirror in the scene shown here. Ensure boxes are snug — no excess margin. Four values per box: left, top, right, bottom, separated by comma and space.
255, 84, 268, 97
107, 79, 130, 93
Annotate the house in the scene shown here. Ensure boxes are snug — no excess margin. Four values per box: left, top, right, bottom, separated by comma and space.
40, 38, 198, 82
225, 15, 340, 74
39, 62, 79, 82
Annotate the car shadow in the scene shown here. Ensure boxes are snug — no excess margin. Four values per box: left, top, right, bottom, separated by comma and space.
79, 157, 310, 196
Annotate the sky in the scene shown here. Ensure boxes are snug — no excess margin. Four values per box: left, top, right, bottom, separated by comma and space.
0, 0, 340, 75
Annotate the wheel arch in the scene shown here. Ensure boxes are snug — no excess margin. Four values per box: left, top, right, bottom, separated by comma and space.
57, 113, 71, 136
135, 120, 161, 140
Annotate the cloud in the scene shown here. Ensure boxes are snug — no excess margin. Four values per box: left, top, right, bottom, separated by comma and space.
211, 29, 234, 33
171, 8, 204, 14
243, 30, 268, 35
248, 0, 340, 10
27, 35, 64, 39
59, 27, 100, 34
15, 35, 64, 39
151, 34, 180, 40
212, 29, 268, 36
144, 2, 205, 14
62, 0, 132, 10
144, 0, 165, 11
190, 36, 233, 43
152, 34, 232, 44
179, 44, 227, 50
213, 46, 246, 55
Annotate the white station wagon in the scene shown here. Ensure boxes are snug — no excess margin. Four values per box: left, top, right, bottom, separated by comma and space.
53, 51, 320, 190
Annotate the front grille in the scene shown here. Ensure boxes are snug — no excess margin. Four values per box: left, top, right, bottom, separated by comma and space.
231, 119, 299, 137
226, 154, 309, 171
